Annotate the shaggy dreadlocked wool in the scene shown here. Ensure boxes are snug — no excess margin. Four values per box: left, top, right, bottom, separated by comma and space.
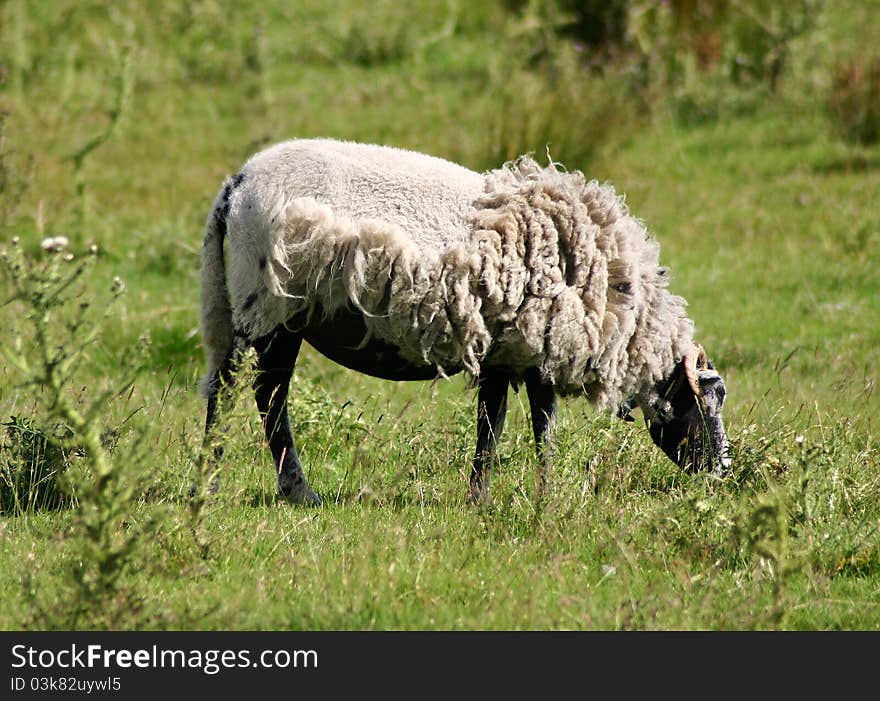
201, 139, 695, 411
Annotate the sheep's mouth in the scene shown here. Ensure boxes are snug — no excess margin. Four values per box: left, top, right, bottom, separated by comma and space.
673, 432, 717, 473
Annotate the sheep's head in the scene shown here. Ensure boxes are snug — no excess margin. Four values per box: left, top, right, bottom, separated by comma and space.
639, 344, 731, 474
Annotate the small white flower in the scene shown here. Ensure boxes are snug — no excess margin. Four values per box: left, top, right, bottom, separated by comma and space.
40, 235, 69, 252
794, 434, 805, 445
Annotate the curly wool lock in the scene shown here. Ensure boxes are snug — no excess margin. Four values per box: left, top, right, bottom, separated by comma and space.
205, 139, 695, 412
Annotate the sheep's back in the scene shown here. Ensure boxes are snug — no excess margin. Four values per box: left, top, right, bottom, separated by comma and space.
239, 138, 485, 250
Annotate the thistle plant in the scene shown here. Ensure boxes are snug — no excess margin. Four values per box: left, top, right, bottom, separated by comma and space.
1, 236, 151, 628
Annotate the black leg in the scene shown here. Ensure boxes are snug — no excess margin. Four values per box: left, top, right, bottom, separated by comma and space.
469, 369, 509, 504
525, 367, 557, 499
201, 343, 242, 492
252, 326, 321, 505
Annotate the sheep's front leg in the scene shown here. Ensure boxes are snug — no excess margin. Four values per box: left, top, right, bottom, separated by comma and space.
525, 367, 557, 499
469, 370, 509, 504
252, 326, 321, 506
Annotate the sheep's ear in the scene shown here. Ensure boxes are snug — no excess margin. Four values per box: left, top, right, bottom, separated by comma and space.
683, 343, 708, 397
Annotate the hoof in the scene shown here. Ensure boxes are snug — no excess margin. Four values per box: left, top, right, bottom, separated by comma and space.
278, 472, 322, 506
287, 486, 323, 507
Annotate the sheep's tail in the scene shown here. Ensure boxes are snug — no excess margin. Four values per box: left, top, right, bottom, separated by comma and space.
199, 175, 240, 397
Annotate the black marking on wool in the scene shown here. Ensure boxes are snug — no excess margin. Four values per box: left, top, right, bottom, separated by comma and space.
243, 291, 259, 311
259, 257, 267, 270
207, 187, 230, 246
214, 172, 246, 237
208, 171, 246, 263
214, 185, 232, 238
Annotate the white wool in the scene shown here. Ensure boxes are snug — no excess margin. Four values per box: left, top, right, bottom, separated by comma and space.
202, 138, 695, 410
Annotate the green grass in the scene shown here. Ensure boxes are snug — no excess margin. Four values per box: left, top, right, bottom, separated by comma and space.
0, 0, 878, 630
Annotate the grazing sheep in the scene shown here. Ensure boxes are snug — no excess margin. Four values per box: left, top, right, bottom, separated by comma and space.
201, 138, 731, 504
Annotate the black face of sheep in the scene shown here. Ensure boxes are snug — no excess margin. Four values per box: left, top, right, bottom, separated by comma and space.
645, 346, 731, 475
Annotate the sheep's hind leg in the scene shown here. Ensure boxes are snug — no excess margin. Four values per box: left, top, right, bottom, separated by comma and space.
252, 325, 321, 506
469, 370, 509, 504
201, 345, 241, 494
524, 367, 557, 500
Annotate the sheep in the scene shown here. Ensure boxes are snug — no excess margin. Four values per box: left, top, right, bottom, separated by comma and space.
200, 138, 731, 505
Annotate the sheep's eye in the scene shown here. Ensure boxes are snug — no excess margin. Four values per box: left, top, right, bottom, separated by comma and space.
614, 282, 632, 294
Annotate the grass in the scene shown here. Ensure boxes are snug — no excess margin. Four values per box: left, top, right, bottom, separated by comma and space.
0, 0, 878, 630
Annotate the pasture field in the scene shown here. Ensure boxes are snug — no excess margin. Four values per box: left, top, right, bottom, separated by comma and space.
0, 0, 878, 630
